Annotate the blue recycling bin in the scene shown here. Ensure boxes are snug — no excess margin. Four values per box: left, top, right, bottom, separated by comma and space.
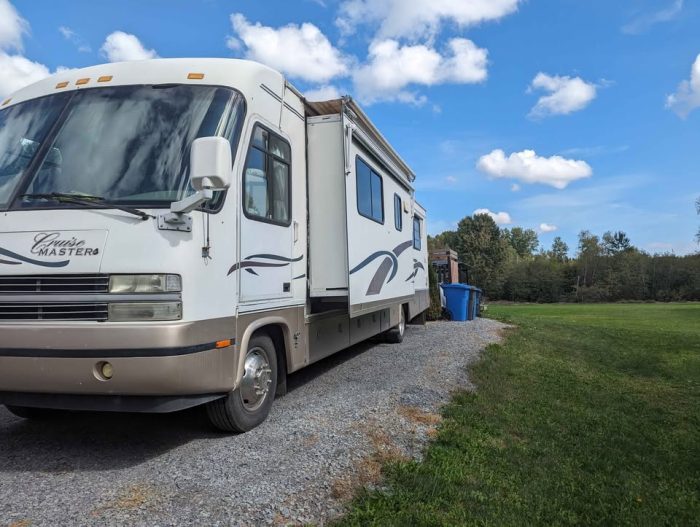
469, 288, 481, 319
441, 283, 472, 321
473, 288, 482, 317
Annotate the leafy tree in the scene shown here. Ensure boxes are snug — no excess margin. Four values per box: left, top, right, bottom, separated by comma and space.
505, 227, 539, 259
455, 213, 508, 291
602, 230, 633, 255
428, 230, 459, 251
548, 236, 569, 262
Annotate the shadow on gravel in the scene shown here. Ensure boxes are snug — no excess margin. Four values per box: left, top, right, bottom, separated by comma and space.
0, 407, 217, 472
0, 328, 416, 473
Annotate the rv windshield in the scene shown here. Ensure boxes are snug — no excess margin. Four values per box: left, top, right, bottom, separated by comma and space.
0, 84, 245, 211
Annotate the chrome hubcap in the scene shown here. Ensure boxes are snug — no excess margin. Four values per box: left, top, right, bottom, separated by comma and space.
239, 347, 272, 411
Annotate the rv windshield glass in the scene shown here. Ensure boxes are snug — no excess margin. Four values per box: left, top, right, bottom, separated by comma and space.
0, 84, 245, 211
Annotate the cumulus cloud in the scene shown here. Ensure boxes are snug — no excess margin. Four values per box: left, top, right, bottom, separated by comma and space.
473, 208, 512, 226
353, 38, 487, 104
528, 73, 597, 118
229, 14, 348, 84
337, 0, 521, 40
0, 0, 27, 52
476, 149, 592, 189
305, 84, 343, 101
539, 223, 558, 233
510, 183, 521, 192
101, 31, 158, 62
666, 53, 700, 118
0, 1, 54, 98
0, 53, 51, 97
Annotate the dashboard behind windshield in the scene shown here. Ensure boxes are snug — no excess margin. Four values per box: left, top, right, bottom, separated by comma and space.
0, 84, 245, 211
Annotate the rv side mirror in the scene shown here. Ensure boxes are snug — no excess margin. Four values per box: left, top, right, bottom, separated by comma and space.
190, 137, 232, 191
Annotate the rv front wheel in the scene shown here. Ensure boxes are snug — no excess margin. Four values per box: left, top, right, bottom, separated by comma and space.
206, 334, 278, 433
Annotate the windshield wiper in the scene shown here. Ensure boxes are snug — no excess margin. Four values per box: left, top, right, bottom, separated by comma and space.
22, 192, 155, 221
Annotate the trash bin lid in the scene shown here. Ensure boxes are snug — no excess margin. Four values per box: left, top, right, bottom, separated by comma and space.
440, 283, 472, 290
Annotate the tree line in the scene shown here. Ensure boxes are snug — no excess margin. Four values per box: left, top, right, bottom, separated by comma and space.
428, 212, 700, 303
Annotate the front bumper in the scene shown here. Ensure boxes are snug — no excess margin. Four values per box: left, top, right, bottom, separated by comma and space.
0, 317, 238, 397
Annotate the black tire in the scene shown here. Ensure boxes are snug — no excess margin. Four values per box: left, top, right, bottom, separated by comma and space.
384, 306, 406, 344
206, 333, 278, 433
4, 405, 56, 420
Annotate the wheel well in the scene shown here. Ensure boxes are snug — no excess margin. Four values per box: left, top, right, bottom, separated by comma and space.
253, 324, 289, 396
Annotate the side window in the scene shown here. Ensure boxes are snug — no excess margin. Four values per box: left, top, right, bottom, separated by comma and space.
243, 125, 291, 226
413, 216, 422, 250
356, 156, 384, 224
394, 194, 402, 231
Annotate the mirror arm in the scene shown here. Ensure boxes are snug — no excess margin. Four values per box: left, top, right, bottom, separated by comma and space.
157, 188, 214, 233
169, 188, 214, 214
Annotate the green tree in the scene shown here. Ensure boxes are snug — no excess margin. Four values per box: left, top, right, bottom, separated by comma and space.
548, 236, 569, 262
602, 230, 633, 255
455, 213, 508, 291
505, 227, 539, 259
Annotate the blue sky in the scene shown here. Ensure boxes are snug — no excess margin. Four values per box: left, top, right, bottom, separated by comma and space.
2, 0, 699, 255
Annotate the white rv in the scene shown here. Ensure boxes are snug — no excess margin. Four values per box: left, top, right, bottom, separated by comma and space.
0, 59, 429, 432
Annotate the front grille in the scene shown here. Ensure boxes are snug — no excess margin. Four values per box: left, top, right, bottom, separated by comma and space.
0, 274, 109, 294
0, 302, 108, 321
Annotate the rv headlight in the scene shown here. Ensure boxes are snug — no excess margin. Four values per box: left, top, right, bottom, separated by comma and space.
108, 302, 182, 322
109, 274, 182, 294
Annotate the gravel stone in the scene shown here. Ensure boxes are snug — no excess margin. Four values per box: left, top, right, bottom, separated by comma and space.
0, 318, 506, 526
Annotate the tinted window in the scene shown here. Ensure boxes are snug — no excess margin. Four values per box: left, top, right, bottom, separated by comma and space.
394, 194, 402, 231
0, 94, 71, 209
413, 216, 422, 250
21, 86, 244, 208
356, 156, 383, 223
243, 124, 291, 225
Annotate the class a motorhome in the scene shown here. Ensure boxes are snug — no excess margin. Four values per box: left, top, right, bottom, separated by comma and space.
0, 59, 429, 432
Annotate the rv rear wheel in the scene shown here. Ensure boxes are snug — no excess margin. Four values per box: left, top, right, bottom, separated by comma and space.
384, 306, 406, 344
206, 334, 278, 433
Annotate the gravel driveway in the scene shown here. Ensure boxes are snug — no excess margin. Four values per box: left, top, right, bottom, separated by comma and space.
0, 318, 506, 527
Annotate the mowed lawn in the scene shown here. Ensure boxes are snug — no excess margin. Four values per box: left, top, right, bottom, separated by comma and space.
338, 303, 700, 526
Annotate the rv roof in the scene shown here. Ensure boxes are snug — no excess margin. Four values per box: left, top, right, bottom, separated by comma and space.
304, 96, 416, 183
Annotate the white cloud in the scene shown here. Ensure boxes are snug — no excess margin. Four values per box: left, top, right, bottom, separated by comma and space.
337, 0, 521, 40
0, 0, 27, 51
473, 208, 512, 226
528, 73, 597, 118
59, 26, 91, 53
477, 149, 592, 189
539, 223, 558, 233
666, 53, 700, 118
445, 175, 458, 184
305, 84, 343, 101
100, 31, 158, 62
0, 52, 51, 98
229, 14, 348, 84
353, 38, 487, 104
622, 0, 683, 35
510, 183, 521, 192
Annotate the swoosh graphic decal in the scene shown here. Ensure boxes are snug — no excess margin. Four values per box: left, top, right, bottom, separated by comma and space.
293, 273, 306, 280
393, 240, 413, 257
0, 258, 21, 266
349, 250, 398, 277
244, 254, 304, 263
0, 247, 70, 268
367, 257, 393, 295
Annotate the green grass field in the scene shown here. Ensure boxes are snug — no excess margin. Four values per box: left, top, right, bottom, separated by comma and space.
338, 303, 700, 526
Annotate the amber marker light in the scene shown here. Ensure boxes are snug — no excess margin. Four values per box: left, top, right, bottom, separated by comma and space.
76, 78, 90, 85
97, 75, 113, 83
187, 73, 205, 80
55, 81, 69, 89
216, 339, 233, 349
